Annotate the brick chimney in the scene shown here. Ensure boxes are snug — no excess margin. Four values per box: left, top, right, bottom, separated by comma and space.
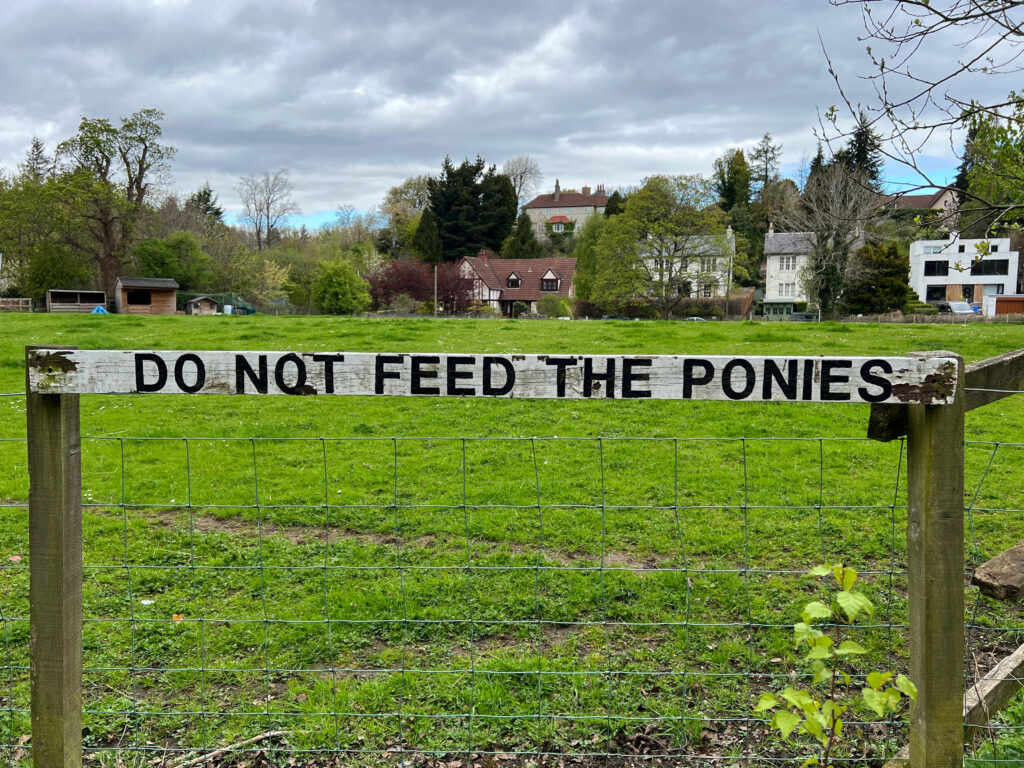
554, 179, 561, 201
582, 185, 591, 196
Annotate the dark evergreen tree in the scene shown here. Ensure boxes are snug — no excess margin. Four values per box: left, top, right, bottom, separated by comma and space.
841, 242, 911, 315
500, 213, 543, 259
426, 155, 518, 261
807, 143, 827, 188
953, 124, 980, 209
713, 148, 752, 209
412, 206, 442, 264
749, 132, 782, 197
839, 111, 884, 185
479, 171, 517, 251
604, 190, 625, 217
19, 137, 52, 183
187, 182, 224, 223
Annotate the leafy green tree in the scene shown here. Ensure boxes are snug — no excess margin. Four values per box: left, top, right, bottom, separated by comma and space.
749, 133, 782, 198
379, 175, 430, 255
572, 214, 606, 301
840, 242, 911, 315
537, 294, 567, 317
591, 175, 729, 318
426, 156, 518, 261
961, 100, 1024, 236
134, 230, 214, 291
312, 260, 371, 314
24, 242, 96, 302
54, 108, 176, 296
412, 206, 443, 264
501, 213, 543, 259
713, 148, 752, 210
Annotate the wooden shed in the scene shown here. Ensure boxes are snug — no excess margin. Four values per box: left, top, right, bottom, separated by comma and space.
114, 277, 179, 315
46, 289, 107, 313
186, 296, 220, 315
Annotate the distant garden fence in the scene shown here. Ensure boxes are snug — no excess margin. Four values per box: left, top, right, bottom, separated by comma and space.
2, 346, 1023, 767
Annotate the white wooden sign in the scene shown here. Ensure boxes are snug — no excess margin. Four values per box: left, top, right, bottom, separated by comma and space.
26, 348, 959, 404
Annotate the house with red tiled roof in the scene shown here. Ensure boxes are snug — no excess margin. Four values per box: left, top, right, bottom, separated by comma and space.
458, 253, 576, 316
522, 180, 608, 240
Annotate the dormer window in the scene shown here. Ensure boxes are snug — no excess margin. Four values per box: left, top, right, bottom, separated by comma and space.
507, 273, 521, 288
542, 279, 558, 291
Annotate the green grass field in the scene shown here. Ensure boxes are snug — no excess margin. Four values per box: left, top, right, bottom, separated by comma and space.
1, 315, 1023, 766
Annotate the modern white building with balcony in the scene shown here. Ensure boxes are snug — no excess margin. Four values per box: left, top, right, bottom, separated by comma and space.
909, 235, 1019, 313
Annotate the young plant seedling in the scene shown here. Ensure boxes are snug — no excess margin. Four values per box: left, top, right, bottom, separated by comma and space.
755, 564, 917, 767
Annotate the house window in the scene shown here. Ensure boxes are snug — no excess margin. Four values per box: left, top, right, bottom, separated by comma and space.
126, 289, 152, 305
923, 245, 944, 254
991, 244, 999, 252
552, 223, 564, 232
507, 275, 521, 288
703, 284, 713, 297
926, 286, 946, 301
778, 283, 796, 298
924, 260, 949, 276
542, 279, 558, 292
958, 244, 966, 253
779, 255, 796, 271
970, 259, 1009, 276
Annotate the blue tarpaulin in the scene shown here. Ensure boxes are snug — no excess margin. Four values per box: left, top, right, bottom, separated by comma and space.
90, 306, 108, 314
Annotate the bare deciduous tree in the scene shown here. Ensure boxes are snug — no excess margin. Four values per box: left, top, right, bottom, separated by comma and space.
236, 169, 300, 251
502, 155, 544, 204
824, 1, 1024, 228
780, 164, 886, 317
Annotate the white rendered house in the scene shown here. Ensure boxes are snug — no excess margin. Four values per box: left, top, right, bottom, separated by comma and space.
909, 235, 1019, 314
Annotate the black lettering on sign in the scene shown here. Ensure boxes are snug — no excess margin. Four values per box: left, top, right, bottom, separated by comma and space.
446, 356, 476, 396
411, 356, 440, 395
135, 353, 167, 393
683, 359, 714, 399
236, 355, 268, 394
312, 354, 344, 394
820, 360, 852, 401
375, 355, 403, 394
173, 353, 206, 393
722, 359, 755, 400
622, 359, 652, 398
482, 357, 515, 396
763, 359, 797, 400
802, 360, 815, 401
275, 353, 310, 395
858, 359, 893, 402
583, 357, 615, 398
545, 357, 578, 397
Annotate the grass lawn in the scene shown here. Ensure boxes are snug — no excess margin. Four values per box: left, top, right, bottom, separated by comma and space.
1, 315, 1023, 766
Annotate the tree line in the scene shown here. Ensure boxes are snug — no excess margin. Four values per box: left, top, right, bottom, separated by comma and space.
1, 103, 1017, 318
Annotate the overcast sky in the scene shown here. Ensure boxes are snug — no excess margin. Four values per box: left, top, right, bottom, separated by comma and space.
0, 0, 999, 228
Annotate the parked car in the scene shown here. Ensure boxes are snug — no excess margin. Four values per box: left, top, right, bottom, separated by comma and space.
683, 316, 706, 322
789, 312, 818, 322
934, 301, 976, 315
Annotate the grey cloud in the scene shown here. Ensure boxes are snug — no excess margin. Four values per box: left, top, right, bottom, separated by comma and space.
0, 0, 974, 215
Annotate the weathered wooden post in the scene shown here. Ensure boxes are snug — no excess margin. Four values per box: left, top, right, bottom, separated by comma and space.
906, 350, 964, 768
25, 346, 83, 768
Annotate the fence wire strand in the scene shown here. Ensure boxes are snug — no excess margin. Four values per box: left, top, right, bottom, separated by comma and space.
2, 433, 1024, 766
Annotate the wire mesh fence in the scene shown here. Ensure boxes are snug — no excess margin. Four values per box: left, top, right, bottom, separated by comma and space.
1, 418, 1023, 765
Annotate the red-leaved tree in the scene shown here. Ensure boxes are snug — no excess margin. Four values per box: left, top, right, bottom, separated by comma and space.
367, 260, 433, 309
436, 262, 474, 314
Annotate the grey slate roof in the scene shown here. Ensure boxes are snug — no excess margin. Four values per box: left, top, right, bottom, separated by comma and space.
763, 232, 816, 255
116, 277, 180, 290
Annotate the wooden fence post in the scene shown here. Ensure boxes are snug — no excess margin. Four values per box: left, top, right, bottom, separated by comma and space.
906, 350, 964, 768
25, 346, 82, 768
